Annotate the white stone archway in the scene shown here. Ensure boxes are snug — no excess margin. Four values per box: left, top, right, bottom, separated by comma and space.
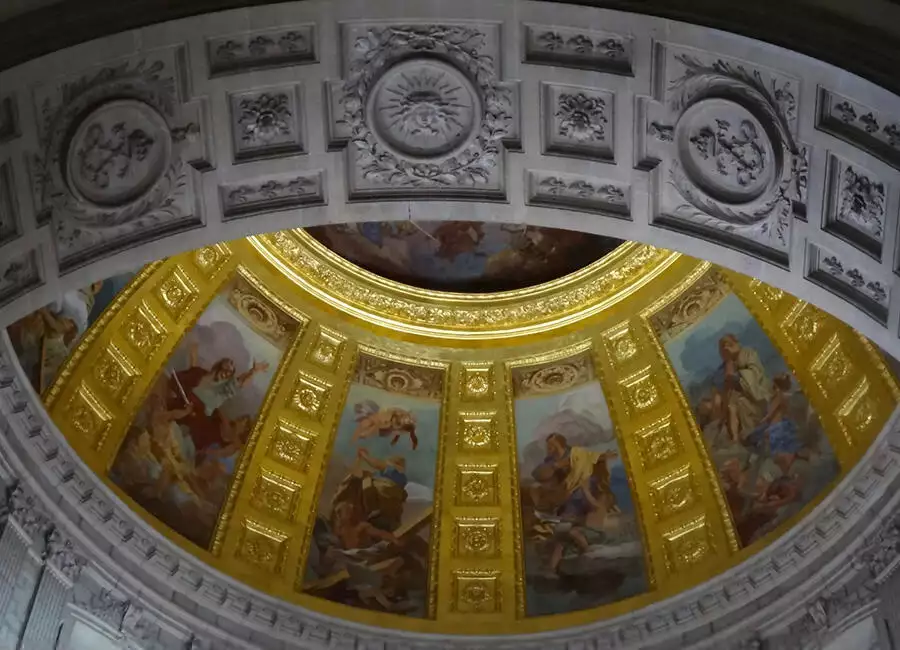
0, 1, 898, 356
1, 2, 900, 648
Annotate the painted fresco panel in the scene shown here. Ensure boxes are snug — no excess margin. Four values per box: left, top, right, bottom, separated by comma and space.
303, 355, 442, 618
7, 271, 138, 393
514, 360, 647, 617
657, 285, 840, 547
109, 275, 298, 549
306, 222, 623, 293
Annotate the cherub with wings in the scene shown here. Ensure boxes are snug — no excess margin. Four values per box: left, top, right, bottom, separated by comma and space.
351, 400, 418, 450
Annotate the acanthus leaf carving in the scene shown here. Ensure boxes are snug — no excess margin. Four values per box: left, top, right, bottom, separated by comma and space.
556, 91, 608, 142
208, 25, 316, 76
238, 92, 292, 144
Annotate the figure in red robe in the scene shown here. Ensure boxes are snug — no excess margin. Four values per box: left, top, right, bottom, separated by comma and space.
166, 341, 269, 451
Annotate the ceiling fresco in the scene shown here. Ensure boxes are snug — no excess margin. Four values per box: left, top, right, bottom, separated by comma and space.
304, 221, 624, 293
6, 232, 899, 635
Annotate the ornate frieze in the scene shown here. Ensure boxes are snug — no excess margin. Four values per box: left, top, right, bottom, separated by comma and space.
824, 155, 887, 258
817, 88, 900, 170
645, 46, 804, 261
526, 169, 629, 216
326, 22, 518, 200
229, 86, 305, 162
207, 25, 317, 77
806, 243, 889, 324
219, 171, 325, 220
522, 24, 632, 75
542, 83, 615, 162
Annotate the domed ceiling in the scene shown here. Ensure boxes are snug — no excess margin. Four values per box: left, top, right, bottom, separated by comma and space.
305, 222, 624, 292
6, 227, 898, 635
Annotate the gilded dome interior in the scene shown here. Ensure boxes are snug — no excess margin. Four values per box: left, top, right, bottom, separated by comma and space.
304, 222, 624, 292
7, 225, 898, 635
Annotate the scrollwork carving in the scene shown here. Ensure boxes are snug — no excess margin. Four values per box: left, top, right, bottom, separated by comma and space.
528, 170, 628, 216
221, 172, 323, 219
523, 24, 631, 74
8, 484, 51, 539
208, 25, 316, 76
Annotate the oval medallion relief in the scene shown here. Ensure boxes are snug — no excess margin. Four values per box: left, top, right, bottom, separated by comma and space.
676, 98, 779, 205
369, 58, 480, 158
66, 99, 172, 209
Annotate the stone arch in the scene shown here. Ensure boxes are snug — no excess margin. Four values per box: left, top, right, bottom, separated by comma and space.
0, 3, 900, 648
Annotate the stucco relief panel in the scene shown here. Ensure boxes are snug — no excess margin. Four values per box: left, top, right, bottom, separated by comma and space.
28, 45, 214, 270
806, 242, 889, 324
325, 21, 520, 201
823, 154, 888, 259
228, 85, 306, 162
639, 43, 804, 262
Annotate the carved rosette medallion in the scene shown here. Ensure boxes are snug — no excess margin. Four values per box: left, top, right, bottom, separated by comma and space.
369, 58, 479, 158
335, 23, 515, 198
651, 51, 804, 256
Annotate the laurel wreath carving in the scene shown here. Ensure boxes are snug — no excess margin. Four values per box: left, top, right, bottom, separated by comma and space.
343, 26, 512, 187
667, 54, 803, 248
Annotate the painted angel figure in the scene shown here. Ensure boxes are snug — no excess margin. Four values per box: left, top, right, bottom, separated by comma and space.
351, 400, 419, 450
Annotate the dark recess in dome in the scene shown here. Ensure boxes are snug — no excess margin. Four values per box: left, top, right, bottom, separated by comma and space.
305, 221, 624, 293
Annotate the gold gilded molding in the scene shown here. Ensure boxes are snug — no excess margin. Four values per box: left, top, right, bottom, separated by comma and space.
307, 326, 346, 373
288, 372, 331, 422
249, 469, 303, 523
45, 254, 237, 469
635, 416, 683, 470
451, 570, 502, 614
267, 419, 317, 473
453, 517, 501, 558
661, 515, 714, 573
36, 236, 900, 636
726, 270, 899, 461
457, 412, 499, 453
455, 464, 500, 506
154, 264, 199, 321
648, 465, 698, 521
251, 229, 678, 339
461, 364, 494, 402
436, 360, 516, 626
595, 311, 736, 597
236, 518, 290, 574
